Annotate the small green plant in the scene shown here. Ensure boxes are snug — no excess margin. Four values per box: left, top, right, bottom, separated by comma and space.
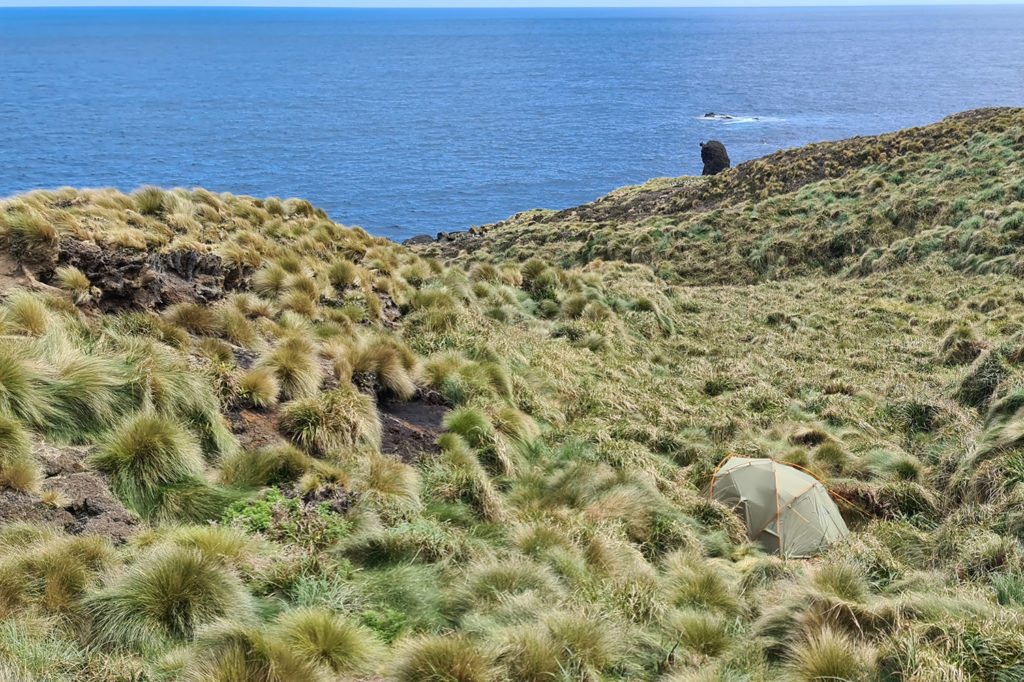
222, 487, 351, 557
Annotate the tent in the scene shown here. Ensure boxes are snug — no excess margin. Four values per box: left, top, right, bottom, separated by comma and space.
707, 456, 849, 558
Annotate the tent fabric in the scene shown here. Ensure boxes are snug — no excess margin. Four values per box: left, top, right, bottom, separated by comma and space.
708, 456, 849, 558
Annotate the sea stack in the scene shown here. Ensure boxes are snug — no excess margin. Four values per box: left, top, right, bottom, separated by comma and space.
700, 140, 731, 175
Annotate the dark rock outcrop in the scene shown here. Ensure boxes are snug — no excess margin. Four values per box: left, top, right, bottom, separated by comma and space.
700, 140, 731, 176
52, 237, 228, 312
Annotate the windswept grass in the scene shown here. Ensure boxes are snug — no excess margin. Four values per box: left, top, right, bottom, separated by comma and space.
86, 545, 254, 651
280, 384, 381, 455
90, 413, 206, 518
0, 415, 39, 492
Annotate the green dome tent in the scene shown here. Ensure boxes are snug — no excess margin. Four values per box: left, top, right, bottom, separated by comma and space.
708, 456, 849, 558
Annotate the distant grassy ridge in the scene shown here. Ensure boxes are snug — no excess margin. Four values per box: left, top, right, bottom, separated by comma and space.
421, 107, 1024, 284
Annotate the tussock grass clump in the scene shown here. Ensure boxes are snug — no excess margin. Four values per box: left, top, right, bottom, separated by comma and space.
665, 609, 731, 658
327, 259, 360, 289
786, 627, 877, 682
3, 291, 52, 336
937, 323, 985, 365
350, 336, 419, 400
541, 609, 628, 675
86, 546, 254, 651
391, 633, 498, 682
0, 529, 113, 617
493, 406, 539, 445
178, 619, 327, 682
357, 453, 421, 515
256, 336, 321, 400
448, 557, 562, 616
662, 554, 740, 616
811, 562, 870, 603
253, 263, 289, 298
444, 407, 493, 450
953, 349, 1008, 409
275, 607, 381, 674
132, 186, 165, 215
90, 413, 205, 517
426, 433, 505, 521
164, 302, 219, 335
280, 384, 381, 455
0, 347, 55, 429
54, 265, 92, 297
46, 349, 128, 442
2, 207, 58, 263
237, 366, 280, 408
196, 337, 234, 364
161, 525, 257, 570
219, 445, 310, 489
218, 307, 258, 348
0, 414, 39, 492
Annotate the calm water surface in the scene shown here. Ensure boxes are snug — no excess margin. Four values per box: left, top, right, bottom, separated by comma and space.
2, 7, 1023, 240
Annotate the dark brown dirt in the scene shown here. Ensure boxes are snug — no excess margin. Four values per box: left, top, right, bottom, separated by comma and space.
225, 407, 287, 451
379, 293, 402, 327
0, 490, 78, 529
0, 441, 138, 543
47, 472, 137, 544
379, 390, 448, 463
294, 483, 358, 516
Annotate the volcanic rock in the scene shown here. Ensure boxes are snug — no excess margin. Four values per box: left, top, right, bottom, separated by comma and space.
700, 140, 731, 176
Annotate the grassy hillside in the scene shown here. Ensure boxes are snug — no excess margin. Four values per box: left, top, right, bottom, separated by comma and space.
422, 108, 1024, 285
0, 108, 1022, 681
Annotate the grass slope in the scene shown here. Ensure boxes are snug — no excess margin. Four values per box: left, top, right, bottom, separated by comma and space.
0, 109, 1021, 680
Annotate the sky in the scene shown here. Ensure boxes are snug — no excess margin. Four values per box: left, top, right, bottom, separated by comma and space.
2, 0, 1022, 6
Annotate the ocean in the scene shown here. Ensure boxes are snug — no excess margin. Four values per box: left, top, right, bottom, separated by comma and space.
1, 6, 1023, 241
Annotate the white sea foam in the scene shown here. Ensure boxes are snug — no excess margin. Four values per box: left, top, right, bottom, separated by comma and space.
698, 114, 787, 125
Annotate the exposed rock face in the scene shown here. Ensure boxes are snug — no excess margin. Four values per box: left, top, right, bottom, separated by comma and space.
53, 237, 228, 312
700, 140, 731, 176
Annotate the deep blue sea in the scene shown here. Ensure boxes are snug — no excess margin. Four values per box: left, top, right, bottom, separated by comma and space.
2, 7, 1023, 241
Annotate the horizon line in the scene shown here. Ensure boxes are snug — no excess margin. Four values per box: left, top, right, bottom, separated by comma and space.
4, 2, 1023, 7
